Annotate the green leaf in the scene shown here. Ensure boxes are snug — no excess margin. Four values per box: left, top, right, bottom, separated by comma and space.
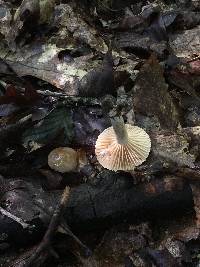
23, 107, 73, 145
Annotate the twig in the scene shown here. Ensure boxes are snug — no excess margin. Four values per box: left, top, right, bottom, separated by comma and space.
37, 91, 100, 107
19, 87, 101, 106
59, 96, 100, 107
58, 222, 91, 256
27, 186, 70, 267
33, 197, 91, 256
0, 60, 101, 107
0, 207, 30, 229
39, 91, 100, 106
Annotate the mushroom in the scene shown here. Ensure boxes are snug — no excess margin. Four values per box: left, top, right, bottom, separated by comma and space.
95, 116, 151, 171
48, 147, 78, 173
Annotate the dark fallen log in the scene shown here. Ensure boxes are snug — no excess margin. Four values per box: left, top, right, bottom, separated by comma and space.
0, 171, 194, 247
64, 171, 194, 231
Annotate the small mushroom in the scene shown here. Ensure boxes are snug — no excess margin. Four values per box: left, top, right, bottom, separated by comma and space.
95, 116, 151, 171
48, 147, 78, 173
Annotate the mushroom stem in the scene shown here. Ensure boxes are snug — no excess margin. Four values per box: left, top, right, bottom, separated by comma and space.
110, 116, 128, 144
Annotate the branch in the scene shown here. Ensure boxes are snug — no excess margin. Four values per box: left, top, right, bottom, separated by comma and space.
0, 207, 30, 229
27, 186, 70, 266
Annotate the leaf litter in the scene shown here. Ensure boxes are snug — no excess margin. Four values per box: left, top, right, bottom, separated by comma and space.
0, 0, 200, 266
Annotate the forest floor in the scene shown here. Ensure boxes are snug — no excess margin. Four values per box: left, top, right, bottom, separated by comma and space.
0, 0, 200, 266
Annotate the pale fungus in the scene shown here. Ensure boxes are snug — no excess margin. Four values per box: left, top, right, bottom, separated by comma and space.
48, 147, 78, 173
95, 116, 151, 171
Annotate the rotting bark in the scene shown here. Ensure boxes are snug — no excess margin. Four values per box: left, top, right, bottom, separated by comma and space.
0, 172, 194, 246
63, 172, 194, 231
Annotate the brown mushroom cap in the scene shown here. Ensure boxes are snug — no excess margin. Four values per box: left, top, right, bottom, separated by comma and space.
95, 124, 151, 171
48, 147, 78, 173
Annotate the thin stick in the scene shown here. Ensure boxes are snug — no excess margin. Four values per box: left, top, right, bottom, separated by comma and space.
27, 186, 70, 266
0, 207, 30, 229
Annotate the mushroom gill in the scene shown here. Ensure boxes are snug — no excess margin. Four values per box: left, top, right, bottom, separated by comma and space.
95, 117, 151, 171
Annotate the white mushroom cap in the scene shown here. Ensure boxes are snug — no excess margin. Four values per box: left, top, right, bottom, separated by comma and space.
95, 124, 151, 171
48, 147, 78, 173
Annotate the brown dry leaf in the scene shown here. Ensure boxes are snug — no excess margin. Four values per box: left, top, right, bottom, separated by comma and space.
182, 126, 200, 144
188, 59, 200, 74
149, 216, 198, 265
151, 131, 196, 168
176, 167, 200, 181
169, 26, 200, 58
39, 0, 55, 25
0, 83, 39, 106
133, 55, 179, 130
0, 1, 12, 38
168, 69, 200, 99
115, 32, 167, 56
156, 212, 199, 244
7, 0, 40, 50
53, 4, 107, 53
0, 43, 93, 93
6, 0, 55, 50
190, 182, 200, 228
173, 218, 200, 242
90, 224, 150, 267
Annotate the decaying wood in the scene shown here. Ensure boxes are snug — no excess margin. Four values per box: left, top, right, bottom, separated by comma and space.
0, 172, 194, 247
64, 172, 194, 231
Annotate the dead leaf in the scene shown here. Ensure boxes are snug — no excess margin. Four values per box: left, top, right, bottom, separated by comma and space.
73, 107, 110, 146
6, 0, 55, 50
54, 4, 107, 53
79, 49, 115, 97
133, 55, 179, 130
94, 224, 149, 266
146, 248, 181, 266
22, 106, 74, 146
167, 63, 200, 99
118, 14, 147, 32
0, 84, 39, 105
39, 0, 55, 25
188, 59, 200, 74
190, 182, 200, 228
7, 0, 40, 50
115, 32, 167, 56
0, 103, 19, 117
0, 1, 12, 38
144, 11, 177, 41
169, 26, 200, 58
151, 131, 196, 168
0, 43, 92, 93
